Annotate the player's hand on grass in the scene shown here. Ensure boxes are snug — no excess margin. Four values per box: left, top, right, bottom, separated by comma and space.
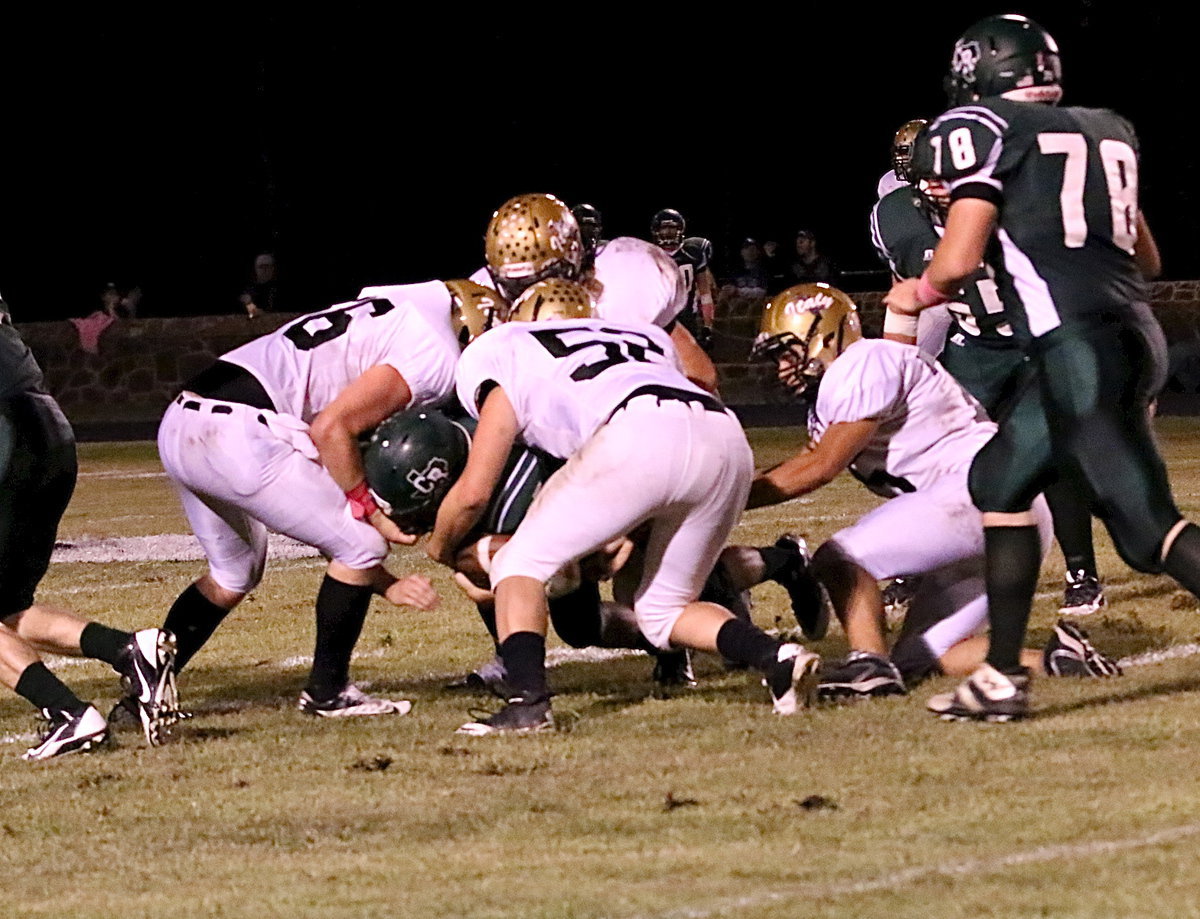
385, 574, 438, 610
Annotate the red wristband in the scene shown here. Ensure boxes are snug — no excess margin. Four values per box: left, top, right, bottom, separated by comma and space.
915, 273, 951, 308
345, 481, 379, 521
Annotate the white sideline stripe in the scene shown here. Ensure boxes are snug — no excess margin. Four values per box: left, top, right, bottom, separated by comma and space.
51, 534, 321, 564
1118, 643, 1200, 669
54, 557, 325, 596
77, 471, 167, 480
642, 822, 1200, 919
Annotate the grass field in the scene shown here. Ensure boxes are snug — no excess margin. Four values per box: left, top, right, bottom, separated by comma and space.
6, 423, 1200, 918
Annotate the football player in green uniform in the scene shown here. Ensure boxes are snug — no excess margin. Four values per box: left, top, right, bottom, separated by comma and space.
0, 297, 178, 758
886, 13, 1194, 721
872, 117, 1106, 616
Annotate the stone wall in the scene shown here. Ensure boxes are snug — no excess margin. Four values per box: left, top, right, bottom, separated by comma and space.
23, 313, 303, 431
19, 279, 1200, 434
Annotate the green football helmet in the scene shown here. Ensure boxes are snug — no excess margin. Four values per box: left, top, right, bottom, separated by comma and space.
946, 14, 1063, 107
361, 408, 471, 534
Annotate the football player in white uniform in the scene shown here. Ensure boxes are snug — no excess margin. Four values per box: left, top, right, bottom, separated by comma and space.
153, 280, 488, 717
426, 280, 821, 733
748, 285, 1120, 698
469, 193, 720, 394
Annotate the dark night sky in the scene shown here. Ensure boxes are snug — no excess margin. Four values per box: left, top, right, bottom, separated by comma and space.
0, 4, 1193, 320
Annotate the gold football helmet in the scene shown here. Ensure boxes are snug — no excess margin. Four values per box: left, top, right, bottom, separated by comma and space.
751, 283, 862, 401
509, 279, 595, 323
891, 118, 928, 183
445, 279, 507, 346
484, 194, 585, 303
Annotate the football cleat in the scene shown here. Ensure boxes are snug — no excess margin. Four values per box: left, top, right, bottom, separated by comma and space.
446, 655, 510, 697
298, 684, 412, 717
22, 705, 108, 761
765, 643, 822, 715
114, 628, 179, 746
772, 534, 829, 640
651, 649, 697, 689
456, 693, 554, 736
928, 663, 1030, 722
1059, 570, 1106, 617
818, 650, 907, 699
1044, 620, 1122, 677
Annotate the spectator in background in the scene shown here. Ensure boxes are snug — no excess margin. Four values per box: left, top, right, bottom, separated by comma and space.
70, 282, 134, 353
240, 252, 278, 318
762, 238, 788, 291
789, 229, 838, 285
725, 238, 769, 296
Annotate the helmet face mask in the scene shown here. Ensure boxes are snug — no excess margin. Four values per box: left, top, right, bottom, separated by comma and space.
651, 208, 686, 252
750, 284, 862, 403
945, 14, 1063, 107
485, 194, 584, 305
445, 279, 507, 346
891, 119, 928, 183
571, 203, 603, 253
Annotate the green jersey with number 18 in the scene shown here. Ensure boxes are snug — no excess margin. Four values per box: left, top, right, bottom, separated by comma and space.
922, 98, 1147, 342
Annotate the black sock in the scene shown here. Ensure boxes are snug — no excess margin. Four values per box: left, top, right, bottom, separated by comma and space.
306, 575, 374, 700
715, 618, 780, 674
1044, 479, 1097, 576
983, 525, 1042, 674
79, 623, 132, 667
756, 545, 796, 583
498, 631, 547, 698
164, 583, 234, 673
475, 602, 499, 644
14, 662, 87, 715
1163, 522, 1200, 597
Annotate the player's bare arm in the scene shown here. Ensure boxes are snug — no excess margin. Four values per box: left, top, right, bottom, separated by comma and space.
697, 269, 717, 326
884, 198, 998, 316
746, 418, 879, 509
670, 322, 720, 395
882, 276, 919, 345
309, 364, 415, 545
427, 387, 520, 567
1135, 211, 1162, 280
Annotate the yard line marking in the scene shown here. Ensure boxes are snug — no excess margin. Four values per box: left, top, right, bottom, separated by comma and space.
53, 557, 325, 595
51, 534, 321, 564
640, 821, 1200, 919
1118, 643, 1200, 668
77, 471, 167, 480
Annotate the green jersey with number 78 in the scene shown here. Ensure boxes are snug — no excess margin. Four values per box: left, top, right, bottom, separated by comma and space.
917, 98, 1147, 343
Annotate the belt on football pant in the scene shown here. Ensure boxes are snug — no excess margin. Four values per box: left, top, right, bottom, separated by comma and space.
608, 384, 727, 420
179, 360, 275, 411
175, 394, 270, 426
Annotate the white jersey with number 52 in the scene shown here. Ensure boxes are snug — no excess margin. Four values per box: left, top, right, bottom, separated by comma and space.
455, 318, 694, 459
221, 281, 459, 422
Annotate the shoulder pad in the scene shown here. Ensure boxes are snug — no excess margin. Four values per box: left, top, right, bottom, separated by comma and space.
680, 236, 713, 269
